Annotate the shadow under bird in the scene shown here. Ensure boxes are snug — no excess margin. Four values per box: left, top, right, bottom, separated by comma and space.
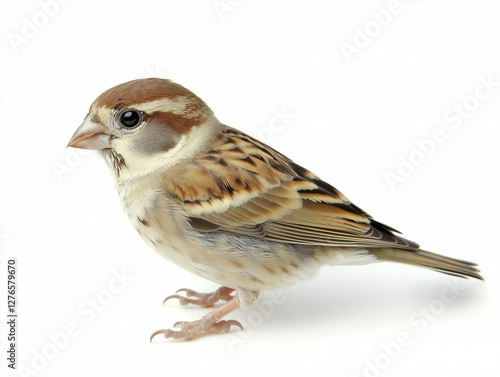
68, 78, 483, 341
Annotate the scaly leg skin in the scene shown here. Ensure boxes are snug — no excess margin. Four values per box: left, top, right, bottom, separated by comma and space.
163, 286, 235, 307
150, 298, 242, 341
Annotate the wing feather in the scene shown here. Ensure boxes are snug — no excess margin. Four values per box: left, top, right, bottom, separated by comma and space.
163, 127, 419, 250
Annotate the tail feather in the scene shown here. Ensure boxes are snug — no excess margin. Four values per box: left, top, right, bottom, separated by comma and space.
371, 248, 483, 280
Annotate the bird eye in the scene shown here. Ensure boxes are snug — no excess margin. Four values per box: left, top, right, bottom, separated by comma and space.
120, 110, 141, 128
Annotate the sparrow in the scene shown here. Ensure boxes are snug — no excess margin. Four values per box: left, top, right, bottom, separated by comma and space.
68, 78, 482, 341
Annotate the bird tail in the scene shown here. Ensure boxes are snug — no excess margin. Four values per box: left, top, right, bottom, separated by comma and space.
370, 248, 483, 280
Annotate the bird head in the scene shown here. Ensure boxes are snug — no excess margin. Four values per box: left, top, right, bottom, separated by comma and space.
68, 78, 219, 179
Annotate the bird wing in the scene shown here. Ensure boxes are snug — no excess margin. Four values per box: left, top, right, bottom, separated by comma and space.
162, 127, 419, 250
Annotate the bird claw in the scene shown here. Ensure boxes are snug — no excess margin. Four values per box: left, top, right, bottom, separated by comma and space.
150, 319, 243, 341
162, 294, 192, 306
221, 320, 244, 331
175, 288, 198, 296
173, 320, 188, 328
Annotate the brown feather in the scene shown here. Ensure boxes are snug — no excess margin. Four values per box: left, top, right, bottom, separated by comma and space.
93, 78, 209, 111
164, 127, 420, 250
371, 249, 483, 280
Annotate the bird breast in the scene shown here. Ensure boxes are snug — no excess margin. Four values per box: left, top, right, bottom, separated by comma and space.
113, 174, 329, 293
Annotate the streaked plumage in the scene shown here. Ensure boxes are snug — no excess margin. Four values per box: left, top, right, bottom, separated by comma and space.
68, 78, 482, 340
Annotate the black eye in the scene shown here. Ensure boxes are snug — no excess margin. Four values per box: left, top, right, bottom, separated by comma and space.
120, 110, 141, 128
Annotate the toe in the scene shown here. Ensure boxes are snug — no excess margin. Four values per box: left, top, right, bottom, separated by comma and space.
162, 294, 190, 306
150, 329, 173, 342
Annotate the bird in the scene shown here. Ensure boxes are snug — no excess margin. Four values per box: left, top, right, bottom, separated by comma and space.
68, 78, 482, 341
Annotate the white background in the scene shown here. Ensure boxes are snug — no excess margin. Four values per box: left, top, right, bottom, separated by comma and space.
1, 1, 499, 376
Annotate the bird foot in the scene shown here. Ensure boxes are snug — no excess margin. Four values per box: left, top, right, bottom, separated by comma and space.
150, 318, 242, 341
151, 297, 242, 341
163, 286, 235, 307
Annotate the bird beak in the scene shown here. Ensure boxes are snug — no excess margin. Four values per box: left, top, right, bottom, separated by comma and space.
67, 115, 113, 150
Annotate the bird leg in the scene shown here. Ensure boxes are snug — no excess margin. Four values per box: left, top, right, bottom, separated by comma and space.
150, 297, 242, 341
163, 286, 235, 307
